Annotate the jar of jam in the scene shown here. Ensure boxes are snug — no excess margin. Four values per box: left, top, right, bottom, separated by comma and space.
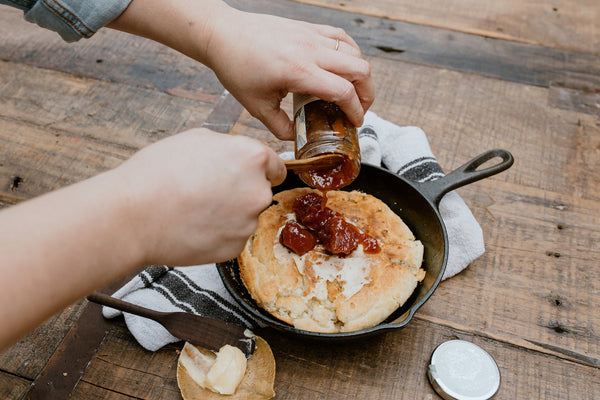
293, 94, 361, 191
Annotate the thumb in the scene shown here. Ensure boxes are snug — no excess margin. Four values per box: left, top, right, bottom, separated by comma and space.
264, 148, 287, 186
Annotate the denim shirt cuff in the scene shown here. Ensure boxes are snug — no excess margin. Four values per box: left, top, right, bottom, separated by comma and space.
23, 0, 132, 42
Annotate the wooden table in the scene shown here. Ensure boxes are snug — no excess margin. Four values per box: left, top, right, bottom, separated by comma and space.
1, 0, 599, 398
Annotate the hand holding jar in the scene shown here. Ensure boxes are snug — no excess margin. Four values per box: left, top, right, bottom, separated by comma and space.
108, 0, 374, 141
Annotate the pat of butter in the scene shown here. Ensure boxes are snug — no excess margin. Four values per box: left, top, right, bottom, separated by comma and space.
206, 345, 247, 394
180, 343, 247, 395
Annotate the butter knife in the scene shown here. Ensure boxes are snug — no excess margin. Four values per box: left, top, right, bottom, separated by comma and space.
87, 291, 256, 357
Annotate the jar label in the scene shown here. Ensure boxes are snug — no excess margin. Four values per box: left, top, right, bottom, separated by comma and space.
295, 106, 308, 153
293, 93, 319, 154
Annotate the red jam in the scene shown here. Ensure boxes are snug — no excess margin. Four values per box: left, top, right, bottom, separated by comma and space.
361, 236, 380, 253
280, 192, 381, 256
316, 214, 362, 256
280, 221, 317, 256
293, 192, 334, 230
303, 154, 359, 191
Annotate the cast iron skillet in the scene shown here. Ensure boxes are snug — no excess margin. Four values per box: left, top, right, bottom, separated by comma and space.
217, 149, 513, 340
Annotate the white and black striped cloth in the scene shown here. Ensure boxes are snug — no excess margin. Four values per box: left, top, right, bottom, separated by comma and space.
104, 111, 484, 351
102, 264, 257, 351
359, 125, 446, 180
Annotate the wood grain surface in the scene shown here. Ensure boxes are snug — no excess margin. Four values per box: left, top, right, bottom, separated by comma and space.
294, 0, 599, 55
0, 0, 598, 398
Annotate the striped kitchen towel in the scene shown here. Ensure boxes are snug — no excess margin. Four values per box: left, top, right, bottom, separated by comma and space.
104, 111, 484, 352
102, 264, 257, 351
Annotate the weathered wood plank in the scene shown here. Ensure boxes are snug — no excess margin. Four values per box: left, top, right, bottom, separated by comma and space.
23, 304, 114, 400
364, 56, 600, 201
0, 59, 219, 204
549, 82, 600, 116
227, 0, 600, 91
294, 0, 599, 55
2, 1, 599, 96
421, 237, 600, 367
0, 6, 224, 101
23, 275, 141, 400
0, 372, 31, 400
0, 117, 131, 202
425, 179, 600, 366
0, 60, 213, 151
262, 320, 600, 399
71, 381, 143, 400
74, 325, 181, 400
76, 317, 600, 399
0, 301, 87, 379
201, 90, 245, 133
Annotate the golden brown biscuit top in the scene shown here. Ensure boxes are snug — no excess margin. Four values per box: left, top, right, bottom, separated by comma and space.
238, 188, 425, 333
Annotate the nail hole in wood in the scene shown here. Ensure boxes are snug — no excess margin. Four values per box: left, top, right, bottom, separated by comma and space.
375, 46, 405, 55
10, 176, 23, 191
548, 321, 568, 334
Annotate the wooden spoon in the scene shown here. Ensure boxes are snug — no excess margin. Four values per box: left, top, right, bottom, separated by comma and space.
87, 292, 255, 357
284, 153, 344, 172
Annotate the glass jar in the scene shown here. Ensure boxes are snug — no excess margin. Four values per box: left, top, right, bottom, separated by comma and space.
293, 94, 361, 190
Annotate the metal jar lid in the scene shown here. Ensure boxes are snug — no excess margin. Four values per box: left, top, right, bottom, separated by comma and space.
427, 340, 501, 400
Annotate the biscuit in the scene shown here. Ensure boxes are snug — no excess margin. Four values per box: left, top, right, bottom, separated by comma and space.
239, 188, 425, 333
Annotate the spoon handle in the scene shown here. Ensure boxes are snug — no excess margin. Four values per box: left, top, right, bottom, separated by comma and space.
284, 154, 343, 172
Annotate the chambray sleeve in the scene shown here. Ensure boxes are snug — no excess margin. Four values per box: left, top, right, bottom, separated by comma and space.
0, 0, 132, 42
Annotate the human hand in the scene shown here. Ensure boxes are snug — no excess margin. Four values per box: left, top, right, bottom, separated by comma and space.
204, 8, 374, 139
108, 0, 373, 140
116, 128, 286, 266
0, 129, 284, 348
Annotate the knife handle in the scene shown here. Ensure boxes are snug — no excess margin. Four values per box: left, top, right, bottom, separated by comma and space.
87, 291, 167, 321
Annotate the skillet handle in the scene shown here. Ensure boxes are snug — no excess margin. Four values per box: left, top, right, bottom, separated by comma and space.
414, 149, 514, 207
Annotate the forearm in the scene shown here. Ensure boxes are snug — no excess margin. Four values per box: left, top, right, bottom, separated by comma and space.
106, 0, 232, 68
108, 0, 373, 139
0, 129, 286, 351
0, 170, 142, 350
